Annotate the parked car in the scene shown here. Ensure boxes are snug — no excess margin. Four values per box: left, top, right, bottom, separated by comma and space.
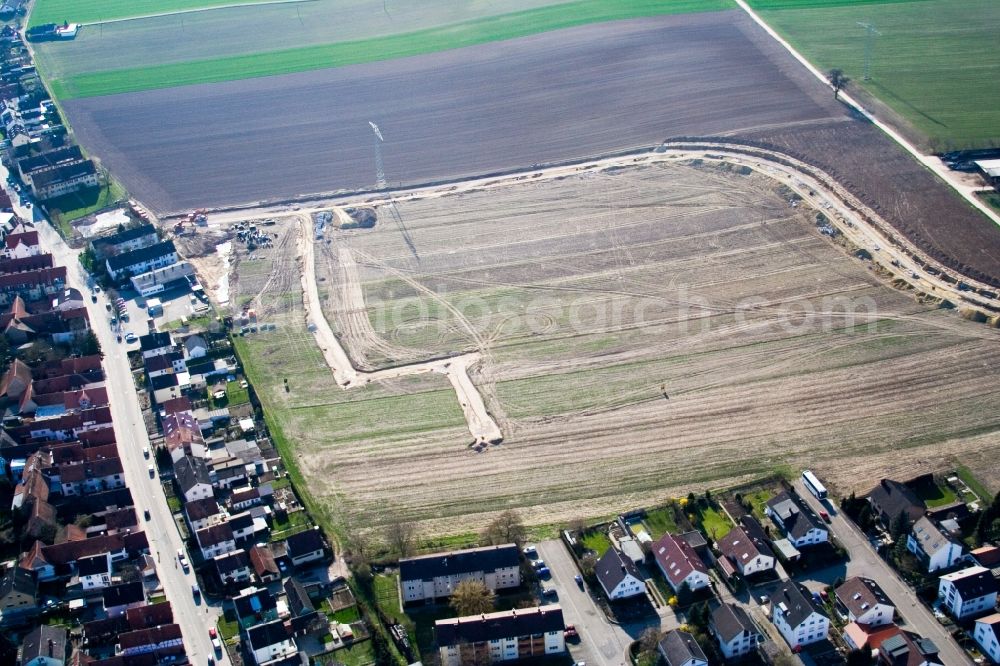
209, 627, 222, 653
574, 574, 583, 587
178, 550, 189, 572
91, 293, 98, 303
536, 567, 550, 578
125, 332, 136, 343
143, 509, 151, 520
523, 545, 537, 556
532, 559, 545, 569
147, 464, 155, 477
819, 510, 831, 523
192, 584, 201, 600
564, 625, 578, 639
143, 446, 150, 458
542, 586, 557, 598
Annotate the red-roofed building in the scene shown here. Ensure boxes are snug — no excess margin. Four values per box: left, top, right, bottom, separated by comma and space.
652, 533, 710, 593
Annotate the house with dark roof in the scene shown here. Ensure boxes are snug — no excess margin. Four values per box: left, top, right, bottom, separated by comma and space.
138, 331, 172, 359
974, 613, 1000, 664
652, 533, 710, 593
594, 547, 644, 601
102, 581, 145, 618
184, 497, 222, 533
174, 455, 212, 502
246, 619, 298, 666
907, 516, 963, 572
711, 603, 760, 659
214, 548, 252, 585
766, 491, 828, 548
91, 224, 157, 260
0, 565, 36, 625
836, 577, 895, 627
717, 525, 775, 578
105, 240, 177, 281
399, 543, 519, 603
770, 581, 829, 649
869, 479, 926, 528
143, 351, 184, 379
17, 145, 82, 183
284, 527, 326, 567
77, 552, 111, 590
196, 522, 236, 560
436, 605, 565, 666
876, 631, 942, 666
284, 578, 314, 617
658, 629, 707, 666
18, 624, 66, 666
125, 601, 173, 630
234, 587, 278, 629
30, 159, 98, 201
938, 566, 997, 619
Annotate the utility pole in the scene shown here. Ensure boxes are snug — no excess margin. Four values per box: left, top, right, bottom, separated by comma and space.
857, 21, 881, 81
369, 121, 386, 189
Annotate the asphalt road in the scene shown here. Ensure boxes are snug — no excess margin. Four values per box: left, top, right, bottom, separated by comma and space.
62, 10, 839, 216
17, 191, 229, 665
792, 480, 971, 666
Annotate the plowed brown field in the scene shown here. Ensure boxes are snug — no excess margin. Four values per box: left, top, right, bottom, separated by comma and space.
233, 160, 1000, 538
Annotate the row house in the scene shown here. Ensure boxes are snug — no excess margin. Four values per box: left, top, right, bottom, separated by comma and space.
436, 605, 565, 666
215, 549, 252, 585
105, 240, 177, 281
196, 522, 237, 560
399, 543, 520, 603
57, 457, 125, 496
91, 224, 158, 260
30, 159, 99, 201
117, 624, 184, 658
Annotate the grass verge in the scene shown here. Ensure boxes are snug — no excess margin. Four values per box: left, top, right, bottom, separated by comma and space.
52, 0, 730, 98
28, 0, 278, 27
956, 465, 993, 504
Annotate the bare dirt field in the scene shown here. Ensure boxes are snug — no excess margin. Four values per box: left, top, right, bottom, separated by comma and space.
228, 159, 1000, 539
62, 10, 837, 214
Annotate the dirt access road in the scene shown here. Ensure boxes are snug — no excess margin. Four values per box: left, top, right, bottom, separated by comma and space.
296, 214, 502, 444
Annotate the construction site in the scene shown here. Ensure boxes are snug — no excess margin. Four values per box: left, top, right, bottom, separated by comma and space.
186, 144, 1000, 538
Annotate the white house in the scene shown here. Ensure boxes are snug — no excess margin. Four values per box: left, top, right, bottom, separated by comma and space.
399, 544, 520, 603
436, 605, 565, 666
658, 630, 708, 666
246, 619, 297, 666
770, 582, 829, 649
711, 603, 761, 660
653, 533, 710, 592
106, 240, 178, 281
938, 566, 998, 619
174, 456, 213, 503
908, 516, 964, 572
594, 547, 645, 600
973, 614, 1000, 664
77, 553, 111, 591
196, 523, 237, 560
766, 491, 828, 548
183, 334, 208, 359
835, 577, 895, 627
285, 527, 327, 567
717, 526, 775, 577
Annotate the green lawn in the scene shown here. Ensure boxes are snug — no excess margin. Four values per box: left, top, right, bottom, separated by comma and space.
28, 0, 278, 27
748, 0, 1000, 149
911, 477, 958, 508
696, 505, 732, 541
956, 466, 993, 504
743, 489, 777, 520
226, 380, 250, 405
644, 507, 678, 539
976, 191, 1000, 215
44, 180, 126, 224
217, 613, 240, 641
581, 530, 613, 556
50, 0, 730, 98
329, 641, 376, 666
332, 605, 361, 625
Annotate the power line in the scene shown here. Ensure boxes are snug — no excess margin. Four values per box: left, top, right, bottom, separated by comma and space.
856, 21, 882, 82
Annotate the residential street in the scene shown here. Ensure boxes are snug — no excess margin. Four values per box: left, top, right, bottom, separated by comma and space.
793, 480, 970, 665
20, 196, 229, 665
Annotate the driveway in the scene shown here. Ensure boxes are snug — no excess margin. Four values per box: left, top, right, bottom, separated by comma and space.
792, 480, 970, 665
537, 540, 640, 666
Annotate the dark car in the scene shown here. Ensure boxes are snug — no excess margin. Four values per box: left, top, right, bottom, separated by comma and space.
143, 509, 151, 520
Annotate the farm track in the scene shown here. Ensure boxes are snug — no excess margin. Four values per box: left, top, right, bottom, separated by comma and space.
222, 148, 1000, 536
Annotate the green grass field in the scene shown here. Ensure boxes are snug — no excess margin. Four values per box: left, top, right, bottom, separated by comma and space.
45, 180, 126, 224
581, 530, 613, 555
42, 0, 730, 98
28, 0, 278, 27
748, 0, 1000, 149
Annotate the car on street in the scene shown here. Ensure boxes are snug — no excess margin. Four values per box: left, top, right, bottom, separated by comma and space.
574, 574, 583, 587
819, 510, 831, 523
147, 464, 155, 477
523, 545, 537, 556
564, 625, 578, 640
536, 567, 550, 578
209, 627, 222, 653
143, 446, 150, 458
192, 584, 201, 601
91, 293, 98, 303
93, 285, 100, 294
125, 332, 136, 343
143, 509, 151, 520
532, 559, 545, 569
117, 334, 123, 342
105, 303, 112, 311
178, 549, 189, 571
542, 585, 557, 598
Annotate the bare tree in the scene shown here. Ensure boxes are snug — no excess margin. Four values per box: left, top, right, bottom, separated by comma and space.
481, 509, 527, 547
450, 579, 496, 616
828, 68, 849, 99
386, 519, 417, 558
579, 552, 598, 578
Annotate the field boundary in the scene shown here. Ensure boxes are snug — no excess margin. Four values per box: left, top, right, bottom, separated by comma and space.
80, 0, 316, 26
729, 0, 1000, 230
